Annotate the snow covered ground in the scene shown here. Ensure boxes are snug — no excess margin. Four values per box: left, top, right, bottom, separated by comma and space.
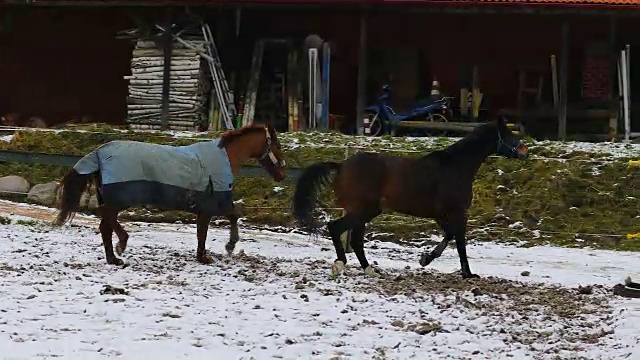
0, 202, 638, 360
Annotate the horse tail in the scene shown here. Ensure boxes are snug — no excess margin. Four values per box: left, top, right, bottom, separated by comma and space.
53, 169, 93, 226
292, 161, 341, 233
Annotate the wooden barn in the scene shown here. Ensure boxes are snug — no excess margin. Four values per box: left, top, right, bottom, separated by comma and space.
0, 0, 639, 140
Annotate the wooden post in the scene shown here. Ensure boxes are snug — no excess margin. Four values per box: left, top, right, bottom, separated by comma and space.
558, 22, 569, 141
160, 8, 173, 131
340, 147, 353, 253
609, 16, 618, 141
356, 11, 368, 135
550, 55, 559, 109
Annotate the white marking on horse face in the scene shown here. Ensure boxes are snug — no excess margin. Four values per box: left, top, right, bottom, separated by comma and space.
331, 260, 345, 276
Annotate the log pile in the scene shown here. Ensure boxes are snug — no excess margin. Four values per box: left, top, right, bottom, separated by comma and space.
125, 39, 211, 131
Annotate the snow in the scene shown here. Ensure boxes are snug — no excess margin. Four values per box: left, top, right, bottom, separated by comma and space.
0, 204, 638, 360
1, 134, 14, 143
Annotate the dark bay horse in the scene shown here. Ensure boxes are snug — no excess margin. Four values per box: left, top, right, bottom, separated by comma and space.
292, 117, 528, 279
54, 123, 286, 265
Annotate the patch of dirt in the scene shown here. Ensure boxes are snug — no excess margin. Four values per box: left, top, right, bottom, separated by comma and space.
160, 250, 616, 353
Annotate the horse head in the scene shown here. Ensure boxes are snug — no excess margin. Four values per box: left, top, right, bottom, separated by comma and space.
493, 116, 528, 160
256, 122, 287, 182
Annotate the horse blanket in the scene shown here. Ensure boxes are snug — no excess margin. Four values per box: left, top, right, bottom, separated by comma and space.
74, 139, 234, 216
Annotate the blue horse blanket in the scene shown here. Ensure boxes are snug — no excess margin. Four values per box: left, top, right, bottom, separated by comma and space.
74, 139, 234, 215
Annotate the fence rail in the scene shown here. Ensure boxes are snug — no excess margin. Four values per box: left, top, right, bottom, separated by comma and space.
0, 149, 305, 180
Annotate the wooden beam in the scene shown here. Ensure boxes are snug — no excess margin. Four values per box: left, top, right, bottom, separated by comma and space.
558, 22, 569, 141
160, 7, 173, 131
608, 15, 618, 141
355, 11, 368, 135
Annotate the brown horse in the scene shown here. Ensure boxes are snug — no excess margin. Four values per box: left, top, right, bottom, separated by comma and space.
54, 123, 286, 265
292, 117, 528, 279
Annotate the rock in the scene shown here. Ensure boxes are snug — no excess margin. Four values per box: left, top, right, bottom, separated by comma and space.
391, 319, 405, 328
521, 271, 531, 277
0, 175, 30, 194
27, 182, 59, 206
577, 285, 593, 295
413, 322, 442, 335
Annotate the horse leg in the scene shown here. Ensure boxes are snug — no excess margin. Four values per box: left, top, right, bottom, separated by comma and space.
99, 209, 123, 266
449, 216, 478, 279
224, 209, 240, 256
349, 210, 381, 277
327, 214, 353, 276
454, 232, 477, 279
419, 233, 453, 267
113, 220, 130, 256
196, 212, 213, 264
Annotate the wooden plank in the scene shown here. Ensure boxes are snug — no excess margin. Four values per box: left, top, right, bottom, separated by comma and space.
558, 22, 569, 141
550, 55, 559, 109
160, 8, 173, 131
355, 12, 368, 135
0, 150, 306, 182
395, 121, 477, 132
609, 16, 618, 141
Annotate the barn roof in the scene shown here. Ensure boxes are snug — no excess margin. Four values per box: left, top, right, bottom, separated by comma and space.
14, 0, 640, 7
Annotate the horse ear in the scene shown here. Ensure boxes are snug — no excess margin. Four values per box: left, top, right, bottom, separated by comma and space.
496, 114, 507, 128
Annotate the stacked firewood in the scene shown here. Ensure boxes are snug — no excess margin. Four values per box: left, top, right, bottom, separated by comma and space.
125, 39, 211, 131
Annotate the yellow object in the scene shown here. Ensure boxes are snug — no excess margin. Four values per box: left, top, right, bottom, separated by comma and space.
630, 160, 640, 167
628, 233, 640, 239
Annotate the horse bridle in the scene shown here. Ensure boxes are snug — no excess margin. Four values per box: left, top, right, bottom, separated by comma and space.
260, 127, 286, 167
496, 129, 519, 155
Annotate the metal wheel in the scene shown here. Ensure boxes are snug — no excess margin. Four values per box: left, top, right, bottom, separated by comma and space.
364, 111, 383, 137
424, 113, 449, 137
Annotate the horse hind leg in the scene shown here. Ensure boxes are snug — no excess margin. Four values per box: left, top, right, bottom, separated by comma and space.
349, 208, 382, 277
99, 201, 128, 256
114, 220, 130, 256
224, 210, 240, 256
420, 233, 453, 267
328, 214, 351, 276
196, 212, 214, 264
99, 217, 123, 266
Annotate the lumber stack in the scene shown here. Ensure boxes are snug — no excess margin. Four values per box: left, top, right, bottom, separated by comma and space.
125, 40, 210, 131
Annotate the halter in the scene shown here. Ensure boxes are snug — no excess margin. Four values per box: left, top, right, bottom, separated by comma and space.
259, 126, 286, 167
496, 129, 519, 155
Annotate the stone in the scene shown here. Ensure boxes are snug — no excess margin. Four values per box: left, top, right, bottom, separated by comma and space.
0, 175, 30, 194
390, 319, 405, 328
27, 182, 59, 206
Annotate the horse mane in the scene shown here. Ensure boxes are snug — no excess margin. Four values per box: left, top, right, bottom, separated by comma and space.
217, 123, 275, 148
427, 122, 498, 159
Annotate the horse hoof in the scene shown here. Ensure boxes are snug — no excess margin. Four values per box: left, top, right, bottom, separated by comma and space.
331, 260, 345, 276
225, 242, 235, 256
115, 242, 126, 256
364, 266, 381, 277
107, 257, 124, 266
462, 272, 480, 279
197, 254, 214, 265
419, 253, 432, 267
